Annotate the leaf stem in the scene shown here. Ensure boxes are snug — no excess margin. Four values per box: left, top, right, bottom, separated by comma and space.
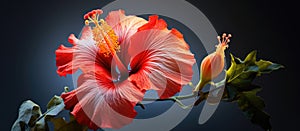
33, 106, 56, 124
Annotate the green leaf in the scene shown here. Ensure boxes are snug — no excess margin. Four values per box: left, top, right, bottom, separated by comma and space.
226, 51, 283, 89
12, 90, 68, 131
11, 100, 42, 131
50, 114, 88, 131
33, 117, 49, 131
46, 95, 65, 116
224, 50, 283, 130
256, 60, 284, 75
229, 71, 258, 87
237, 88, 271, 130
244, 50, 257, 64
223, 85, 238, 101
29, 95, 86, 131
32, 95, 65, 131
226, 54, 245, 82
224, 85, 261, 102
50, 117, 67, 130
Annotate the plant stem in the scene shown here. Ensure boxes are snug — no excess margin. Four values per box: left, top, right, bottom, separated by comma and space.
141, 79, 226, 109
142, 92, 197, 101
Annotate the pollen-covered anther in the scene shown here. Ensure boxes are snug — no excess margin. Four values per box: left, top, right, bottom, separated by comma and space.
84, 9, 120, 57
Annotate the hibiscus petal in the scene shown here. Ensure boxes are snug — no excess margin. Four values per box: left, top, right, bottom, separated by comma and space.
128, 16, 195, 98
55, 45, 77, 76
105, 10, 147, 66
61, 72, 145, 129
75, 26, 113, 70
56, 25, 114, 77
79, 25, 94, 41
74, 38, 111, 73
137, 15, 167, 31
159, 79, 182, 99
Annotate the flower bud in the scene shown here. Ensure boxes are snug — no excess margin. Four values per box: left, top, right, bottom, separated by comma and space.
194, 33, 231, 93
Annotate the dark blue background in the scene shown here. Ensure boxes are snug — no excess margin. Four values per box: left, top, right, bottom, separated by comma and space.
2, 0, 297, 130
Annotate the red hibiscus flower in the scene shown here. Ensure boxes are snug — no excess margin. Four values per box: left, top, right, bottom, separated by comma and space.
56, 9, 195, 130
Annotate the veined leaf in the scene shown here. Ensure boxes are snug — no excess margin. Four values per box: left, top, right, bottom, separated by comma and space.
224, 50, 283, 130
46, 95, 65, 116
226, 50, 283, 89
33, 95, 65, 130
50, 114, 88, 131
237, 88, 271, 130
11, 100, 42, 131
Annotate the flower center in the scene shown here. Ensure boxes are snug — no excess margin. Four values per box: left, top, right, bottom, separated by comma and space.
84, 9, 120, 57
84, 9, 128, 82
